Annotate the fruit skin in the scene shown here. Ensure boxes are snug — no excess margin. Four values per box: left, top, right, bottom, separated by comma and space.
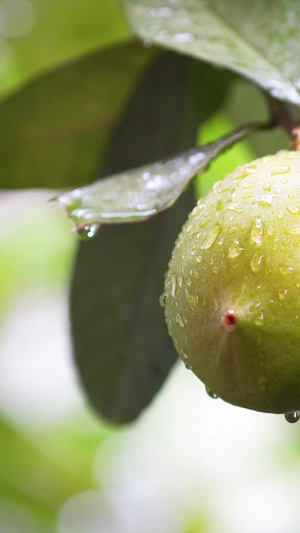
164, 150, 300, 414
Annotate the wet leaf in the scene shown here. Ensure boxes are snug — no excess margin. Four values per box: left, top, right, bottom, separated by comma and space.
122, 0, 300, 106
0, 41, 156, 189
57, 123, 257, 227
70, 53, 231, 423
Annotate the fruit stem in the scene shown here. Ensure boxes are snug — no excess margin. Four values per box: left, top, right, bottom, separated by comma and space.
263, 93, 300, 149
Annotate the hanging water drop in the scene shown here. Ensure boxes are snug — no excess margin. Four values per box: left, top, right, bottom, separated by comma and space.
75, 223, 100, 240
205, 386, 218, 399
284, 411, 300, 423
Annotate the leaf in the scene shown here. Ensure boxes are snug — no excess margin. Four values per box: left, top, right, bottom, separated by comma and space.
0, 41, 156, 190
0, 0, 131, 97
70, 53, 231, 424
56, 123, 258, 227
121, 0, 300, 106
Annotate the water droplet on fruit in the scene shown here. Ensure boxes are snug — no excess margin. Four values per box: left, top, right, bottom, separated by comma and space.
184, 288, 199, 306
279, 264, 295, 276
286, 225, 300, 234
176, 313, 185, 328
196, 256, 203, 263
159, 293, 166, 307
200, 224, 221, 250
278, 289, 288, 300
185, 363, 192, 370
271, 164, 290, 175
284, 411, 300, 423
227, 203, 243, 213
287, 205, 300, 214
258, 195, 273, 207
250, 254, 263, 273
170, 274, 177, 297
205, 386, 218, 399
227, 240, 244, 258
252, 312, 265, 327
251, 217, 264, 245
75, 223, 100, 240
178, 275, 183, 287
181, 350, 188, 359
200, 216, 211, 227
263, 182, 272, 191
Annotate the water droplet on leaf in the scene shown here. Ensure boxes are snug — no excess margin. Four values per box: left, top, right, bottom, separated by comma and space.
75, 223, 100, 240
285, 411, 300, 423
205, 386, 218, 399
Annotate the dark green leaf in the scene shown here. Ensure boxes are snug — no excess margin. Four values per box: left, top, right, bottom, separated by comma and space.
0, 41, 156, 189
70, 53, 231, 423
57, 123, 257, 227
121, 0, 300, 106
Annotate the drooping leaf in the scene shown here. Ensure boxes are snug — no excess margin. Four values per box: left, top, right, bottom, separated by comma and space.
121, 0, 300, 106
70, 53, 232, 423
0, 41, 156, 190
57, 123, 258, 227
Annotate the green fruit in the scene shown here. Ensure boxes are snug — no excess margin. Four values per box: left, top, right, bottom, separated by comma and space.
164, 150, 300, 415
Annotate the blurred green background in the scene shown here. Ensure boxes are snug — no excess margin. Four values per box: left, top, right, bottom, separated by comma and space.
0, 1, 300, 532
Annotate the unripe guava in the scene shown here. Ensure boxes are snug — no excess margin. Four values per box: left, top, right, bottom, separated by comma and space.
164, 150, 300, 416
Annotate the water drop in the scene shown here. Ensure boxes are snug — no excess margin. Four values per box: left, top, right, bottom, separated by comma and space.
250, 254, 263, 273
181, 350, 188, 359
250, 217, 264, 246
227, 202, 243, 213
173, 32, 194, 43
252, 312, 265, 327
227, 240, 244, 259
287, 205, 300, 215
190, 268, 200, 280
263, 182, 272, 191
279, 264, 295, 276
176, 313, 185, 328
286, 225, 300, 234
200, 224, 222, 250
178, 275, 183, 287
278, 289, 288, 300
258, 195, 273, 207
143, 38, 153, 48
205, 386, 218, 399
170, 274, 177, 297
200, 216, 211, 227
184, 288, 199, 306
159, 293, 166, 307
185, 363, 192, 370
75, 223, 100, 240
228, 226, 237, 234
284, 411, 300, 423
271, 164, 290, 175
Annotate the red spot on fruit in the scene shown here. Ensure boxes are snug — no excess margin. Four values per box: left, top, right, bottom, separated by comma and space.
221, 310, 237, 332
